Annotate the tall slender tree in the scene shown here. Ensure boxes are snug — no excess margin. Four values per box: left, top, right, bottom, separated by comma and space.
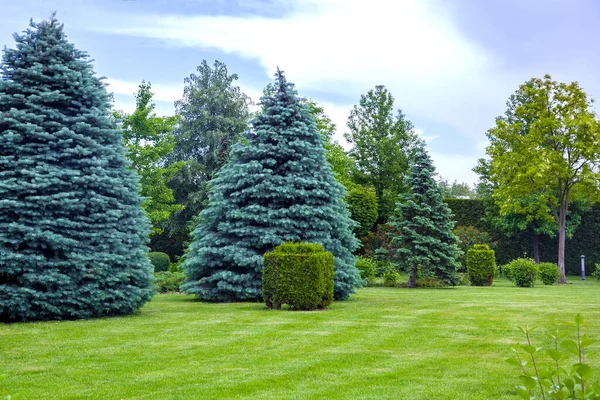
388, 140, 461, 288
182, 70, 360, 301
0, 16, 153, 321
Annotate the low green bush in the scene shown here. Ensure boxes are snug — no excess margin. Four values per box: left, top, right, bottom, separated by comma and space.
416, 276, 447, 288
374, 259, 396, 277
538, 262, 559, 285
355, 256, 377, 284
148, 252, 170, 272
466, 244, 496, 286
383, 271, 401, 287
153, 271, 185, 293
503, 258, 539, 287
262, 242, 334, 311
454, 272, 471, 286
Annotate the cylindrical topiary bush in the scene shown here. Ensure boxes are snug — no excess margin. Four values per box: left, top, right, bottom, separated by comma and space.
148, 252, 171, 272
466, 244, 496, 286
503, 258, 539, 287
538, 262, 559, 285
263, 243, 334, 311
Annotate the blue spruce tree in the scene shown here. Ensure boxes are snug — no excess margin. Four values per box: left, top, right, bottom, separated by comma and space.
0, 16, 153, 321
388, 140, 462, 288
182, 70, 361, 301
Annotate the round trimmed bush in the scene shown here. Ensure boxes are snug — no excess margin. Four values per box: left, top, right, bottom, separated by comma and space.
466, 244, 496, 286
148, 252, 171, 272
263, 243, 334, 311
503, 258, 539, 287
538, 262, 559, 285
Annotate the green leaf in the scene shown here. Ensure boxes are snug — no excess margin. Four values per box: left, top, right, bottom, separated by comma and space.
573, 363, 593, 380
575, 314, 584, 326
515, 386, 532, 399
520, 375, 537, 390
548, 349, 566, 362
581, 337, 597, 347
563, 377, 575, 390
521, 345, 538, 355
506, 357, 523, 367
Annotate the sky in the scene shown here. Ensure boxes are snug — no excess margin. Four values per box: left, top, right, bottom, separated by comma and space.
1, 0, 599, 186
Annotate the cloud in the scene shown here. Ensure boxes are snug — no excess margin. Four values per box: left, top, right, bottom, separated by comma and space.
90, 0, 517, 183
98, 0, 508, 133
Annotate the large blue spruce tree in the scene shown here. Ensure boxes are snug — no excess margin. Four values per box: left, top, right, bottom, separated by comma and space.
182, 70, 361, 301
0, 16, 153, 321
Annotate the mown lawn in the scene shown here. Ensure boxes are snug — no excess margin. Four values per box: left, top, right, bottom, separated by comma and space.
2, 277, 600, 399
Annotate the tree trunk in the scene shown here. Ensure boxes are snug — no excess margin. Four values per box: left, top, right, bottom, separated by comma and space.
407, 263, 417, 288
557, 202, 567, 284
532, 233, 541, 264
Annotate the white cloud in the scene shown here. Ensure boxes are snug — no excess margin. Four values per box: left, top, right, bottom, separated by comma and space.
93, 0, 519, 183
99, 0, 509, 133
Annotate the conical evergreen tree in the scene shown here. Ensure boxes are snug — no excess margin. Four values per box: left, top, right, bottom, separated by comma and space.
182, 70, 360, 301
388, 140, 461, 288
0, 16, 153, 322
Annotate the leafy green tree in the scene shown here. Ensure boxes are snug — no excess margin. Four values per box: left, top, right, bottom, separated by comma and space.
168, 60, 251, 237
345, 86, 417, 222
182, 70, 361, 301
438, 177, 475, 199
484, 75, 600, 282
388, 140, 462, 288
114, 81, 183, 236
0, 16, 153, 321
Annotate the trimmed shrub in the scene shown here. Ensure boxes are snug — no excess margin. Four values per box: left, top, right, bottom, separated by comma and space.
503, 258, 539, 287
538, 262, 559, 285
148, 252, 170, 272
263, 243, 334, 311
153, 271, 185, 293
355, 256, 377, 283
383, 271, 401, 287
453, 225, 495, 272
466, 244, 497, 286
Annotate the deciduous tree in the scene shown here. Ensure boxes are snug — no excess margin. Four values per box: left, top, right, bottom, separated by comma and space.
484, 75, 600, 283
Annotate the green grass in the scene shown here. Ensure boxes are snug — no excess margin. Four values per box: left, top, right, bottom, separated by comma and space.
2, 277, 600, 399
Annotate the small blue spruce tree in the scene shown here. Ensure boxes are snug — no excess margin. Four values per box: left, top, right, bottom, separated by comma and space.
388, 140, 462, 288
0, 16, 153, 321
182, 70, 361, 301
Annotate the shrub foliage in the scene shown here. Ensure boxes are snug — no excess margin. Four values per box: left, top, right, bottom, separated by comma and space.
148, 252, 171, 272
503, 258, 539, 287
262, 243, 334, 311
538, 262, 559, 285
466, 244, 496, 286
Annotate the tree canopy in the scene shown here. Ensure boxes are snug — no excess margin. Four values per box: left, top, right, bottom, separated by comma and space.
484, 74, 600, 283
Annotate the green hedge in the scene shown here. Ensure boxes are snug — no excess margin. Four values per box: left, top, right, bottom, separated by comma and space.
466, 244, 496, 286
445, 199, 600, 275
148, 252, 170, 272
262, 243, 334, 311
